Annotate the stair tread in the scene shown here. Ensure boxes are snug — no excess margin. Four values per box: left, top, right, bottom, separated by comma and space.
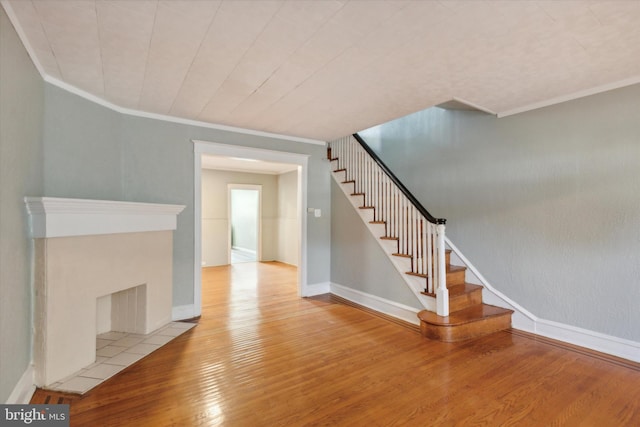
392, 253, 412, 258
406, 264, 466, 278
448, 283, 483, 297
421, 282, 482, 297
380, 236, 398, 241
418, 304, 513, 326
370, 221, 385, 224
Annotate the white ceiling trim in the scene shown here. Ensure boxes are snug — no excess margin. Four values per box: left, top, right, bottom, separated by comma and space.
1, 0, 45, 76
1, 0, 325, 147
46, 75, 326, 146
497, 75, 640, 118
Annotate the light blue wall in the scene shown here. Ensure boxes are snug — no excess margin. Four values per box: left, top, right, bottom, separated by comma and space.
359, 84, 640, 341
0, 8, 44, 401
43, 87, 121, 199
42, 85, 331, 307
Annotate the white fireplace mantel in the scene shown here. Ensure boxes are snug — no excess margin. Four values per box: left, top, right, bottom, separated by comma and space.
25, 197, 186, 387
24, 197, 185, 238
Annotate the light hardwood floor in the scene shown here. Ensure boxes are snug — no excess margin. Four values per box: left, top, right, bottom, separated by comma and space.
32, 262, 640, 426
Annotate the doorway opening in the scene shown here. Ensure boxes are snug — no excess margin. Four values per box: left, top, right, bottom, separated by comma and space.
228, 185, 261, 264
193, 140, 311, 319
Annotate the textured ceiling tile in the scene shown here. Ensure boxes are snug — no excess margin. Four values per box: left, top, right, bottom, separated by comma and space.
137, 0, 220, 113
590, 0, 640, 28
198, 0, 344, 123
226, 0, 411, 127
247, 1, 452, 133
6, 0, 62, 79
32, 0, 104, 95
6, 0, 640, 140
170, 0, 283, 119
97, 0, 157, 108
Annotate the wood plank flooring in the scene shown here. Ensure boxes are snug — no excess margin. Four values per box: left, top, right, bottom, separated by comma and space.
32, 262, 640, 426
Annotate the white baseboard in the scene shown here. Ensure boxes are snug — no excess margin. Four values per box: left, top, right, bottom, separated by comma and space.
330, 282, 420, 326
533, 318, 640, 363
303, 281, 330, 297
331, 281, 640, 362
6, 365, 35, 404
172, 304, 196, 321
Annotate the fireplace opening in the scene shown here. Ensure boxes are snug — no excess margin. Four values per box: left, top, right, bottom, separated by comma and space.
96, 284, 147, 336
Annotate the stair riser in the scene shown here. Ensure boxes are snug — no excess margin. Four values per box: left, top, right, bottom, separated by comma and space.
449, 289, 482, 312
420, 314, 512, 342
446, 269, 466, 287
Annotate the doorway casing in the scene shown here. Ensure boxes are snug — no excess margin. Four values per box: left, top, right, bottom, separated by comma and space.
192, 140, 309, 318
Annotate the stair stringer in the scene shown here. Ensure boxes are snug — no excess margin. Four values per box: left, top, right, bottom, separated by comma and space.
331, 169, 436, 313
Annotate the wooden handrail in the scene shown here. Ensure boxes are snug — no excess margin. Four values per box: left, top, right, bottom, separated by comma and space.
352, 133, 446, 225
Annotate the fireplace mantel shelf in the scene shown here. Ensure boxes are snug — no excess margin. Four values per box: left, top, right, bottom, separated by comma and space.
25, 197, 186, 238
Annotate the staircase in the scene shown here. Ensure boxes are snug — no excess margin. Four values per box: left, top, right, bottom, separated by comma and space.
329, 134, 513, 342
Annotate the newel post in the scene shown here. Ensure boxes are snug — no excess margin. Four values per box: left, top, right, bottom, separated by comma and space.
435, 223, 449, 316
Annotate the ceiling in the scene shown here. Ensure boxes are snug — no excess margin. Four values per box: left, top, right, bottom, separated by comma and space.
4, 0, 640, 142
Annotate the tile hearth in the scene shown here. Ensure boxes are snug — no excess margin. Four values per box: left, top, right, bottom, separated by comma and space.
46, 321, 196, 394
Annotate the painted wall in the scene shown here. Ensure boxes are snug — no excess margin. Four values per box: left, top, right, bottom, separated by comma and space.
42, 85, 331, 308
201, 169, 278, 266
359, 84, 640, 342
0, 7, 44, 402
277, 170, 299, 266
330, 180, 422, 309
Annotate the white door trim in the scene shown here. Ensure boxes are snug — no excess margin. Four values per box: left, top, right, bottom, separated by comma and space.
193, 140, 309, 317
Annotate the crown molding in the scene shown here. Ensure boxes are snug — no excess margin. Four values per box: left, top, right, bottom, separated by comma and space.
44, 76, 326, 146
497, 76, 640, 118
